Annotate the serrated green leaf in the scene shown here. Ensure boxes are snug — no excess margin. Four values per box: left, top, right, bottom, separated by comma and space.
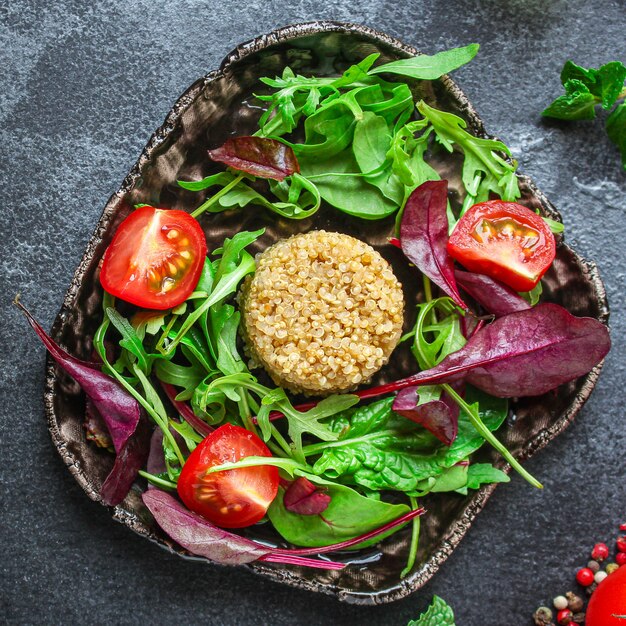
407, 595, 456, 626
542, 90, 598, 120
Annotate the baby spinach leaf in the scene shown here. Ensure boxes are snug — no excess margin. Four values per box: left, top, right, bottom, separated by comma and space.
207, 136, 299, 181
353, 111, 392, 174
268, 476, 410, 548
369, 43, 479, 80
400, 181, 468, 309
300, 148, 399, 219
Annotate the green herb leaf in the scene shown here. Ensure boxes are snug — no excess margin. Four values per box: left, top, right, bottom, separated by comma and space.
542, 88, 598, 120
268, 475, 410, 548
407, 595, 456, 626
465, 463, 510, 489
607, 102, 626, 170
369, 44, 479, 80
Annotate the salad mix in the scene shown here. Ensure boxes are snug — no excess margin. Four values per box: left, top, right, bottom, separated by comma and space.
21, 43, 611, 576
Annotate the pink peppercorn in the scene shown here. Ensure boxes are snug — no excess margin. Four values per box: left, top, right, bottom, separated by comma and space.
591, 542, 609, 561
576, 567, 595, 586
617, 536, 626, 553
616, 552, 626, 566
556, 608, 573, 625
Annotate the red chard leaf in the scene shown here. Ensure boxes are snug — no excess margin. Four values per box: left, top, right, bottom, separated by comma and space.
142, 490, 344, 569
84, 399, 113, 450
392, 387, 459, 445
101, 417, 151, 506
283, 477, 331, 515
208, 136, 300, 181
455, 269, 531, 317
367, 303, 610, 398
18, 301, 141, 453
400, 181, 468, 310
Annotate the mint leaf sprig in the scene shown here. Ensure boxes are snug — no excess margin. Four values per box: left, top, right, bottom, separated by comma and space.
543, 60, 626, 170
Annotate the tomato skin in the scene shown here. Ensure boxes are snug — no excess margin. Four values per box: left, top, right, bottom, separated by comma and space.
586, 564, 626, 626
447, 201, 556, 292
100, 206, 207, 310
177, 424, 279, 529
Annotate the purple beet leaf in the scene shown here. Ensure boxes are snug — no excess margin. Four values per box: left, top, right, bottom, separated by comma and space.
84, 399, 113, 450
392, 387, 459, 445
208, 136, 300, 181
141, 490, 344, 570
283, 477, 331, 515
354, 303, 610, 399
146, 429, 166, 487
101, 417, 152, 506
400, 180, 468, 310
18, 301, 141, 453
455, 269, 531, 317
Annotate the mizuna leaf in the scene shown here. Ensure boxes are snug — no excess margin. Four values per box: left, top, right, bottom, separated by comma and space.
454, 269, 531, 317
361, 303, 610, 399
18, 300, 141, 453
400, 181, 468, 309
392, 387, 459, 446
283, 477, 331, 516
208, 136, 299, 181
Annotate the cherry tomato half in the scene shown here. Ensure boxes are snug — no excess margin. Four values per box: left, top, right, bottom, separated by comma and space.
447, 200, 556, 292
586, 564, 626, 626
100, 206, 207, 310
177, 424, 279, 529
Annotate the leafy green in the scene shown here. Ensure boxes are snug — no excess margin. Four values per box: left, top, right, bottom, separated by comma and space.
607, 102, 626, 169
417, 101, 520, 216
543, 59, 626, 169
310, 387, 507, 492
267, 474, 410, 548
408, 596, 456, 626
369, 43, 479, 80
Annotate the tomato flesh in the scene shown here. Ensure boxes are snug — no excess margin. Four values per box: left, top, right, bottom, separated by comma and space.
177, 424, 279, 529
447, 200, 556, 292
586, 564, 626, 626
100, 206, 207, 310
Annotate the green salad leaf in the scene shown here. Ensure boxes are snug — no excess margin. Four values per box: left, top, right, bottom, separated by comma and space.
408, 595, 456, 626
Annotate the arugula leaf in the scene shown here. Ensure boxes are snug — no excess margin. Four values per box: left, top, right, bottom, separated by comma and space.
408, 596, 456, 626
268, 475, 409, 548
369, 43, 478, 80
416, 101, 520, 214
607, 102, 626, 170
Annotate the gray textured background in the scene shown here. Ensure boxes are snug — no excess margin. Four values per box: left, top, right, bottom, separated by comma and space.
1, 1, 625, 624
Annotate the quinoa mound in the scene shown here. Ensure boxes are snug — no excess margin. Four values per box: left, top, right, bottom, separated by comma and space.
240, 230, 405, 395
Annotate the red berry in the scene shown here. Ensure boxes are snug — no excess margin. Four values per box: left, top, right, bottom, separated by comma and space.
591, 542, 609, 561
617, 552, 626, 566
556, 608, 573, 625
620, 523, 626, 531
617, 536, 626, 553
576, 567, 595, 586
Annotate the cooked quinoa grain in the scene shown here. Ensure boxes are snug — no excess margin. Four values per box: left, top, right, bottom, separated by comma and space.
240, 230, 404, 395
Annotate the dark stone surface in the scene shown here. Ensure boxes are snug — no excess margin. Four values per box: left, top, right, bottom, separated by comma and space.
1, 2, 624, 624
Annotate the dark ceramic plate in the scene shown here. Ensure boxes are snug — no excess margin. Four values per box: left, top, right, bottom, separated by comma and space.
44, 22, 609, 605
